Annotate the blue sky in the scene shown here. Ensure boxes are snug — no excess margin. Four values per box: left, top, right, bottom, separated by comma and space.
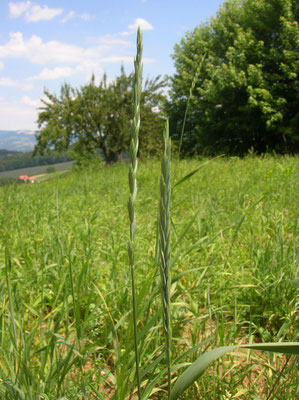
0, 0, 224, 131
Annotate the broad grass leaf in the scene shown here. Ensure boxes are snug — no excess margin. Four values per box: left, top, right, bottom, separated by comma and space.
170, 342, 299, 400
241, 342, 299, 355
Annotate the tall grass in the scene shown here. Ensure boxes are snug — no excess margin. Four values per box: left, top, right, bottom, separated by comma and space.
0, 30, 298, 400
126, 30, 298, 400
0, 157, 298, 398
128, 27, 143, 400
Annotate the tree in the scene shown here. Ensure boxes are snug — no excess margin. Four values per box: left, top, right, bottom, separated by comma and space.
35, 68, 167, 163
166, 0, 299, 155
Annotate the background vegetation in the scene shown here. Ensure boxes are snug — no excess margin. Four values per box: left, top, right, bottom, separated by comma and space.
34, 0, 298, 162
35, 68, 166, 164
166, 0, 298, 156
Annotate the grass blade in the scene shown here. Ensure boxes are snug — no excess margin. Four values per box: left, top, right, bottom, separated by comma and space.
177, 53, 206, 157
170, 342, 299, 400
173, 155, 223, 189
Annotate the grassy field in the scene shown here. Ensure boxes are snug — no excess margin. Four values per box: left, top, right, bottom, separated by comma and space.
0, 156, 298, 399
33, 169, 72, 182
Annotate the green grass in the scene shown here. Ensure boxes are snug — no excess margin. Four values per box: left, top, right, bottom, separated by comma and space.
36, 169, 70, 182
0, 154, 298, 399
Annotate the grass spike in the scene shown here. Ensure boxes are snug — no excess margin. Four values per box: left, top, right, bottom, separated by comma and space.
128, 26, 143, 400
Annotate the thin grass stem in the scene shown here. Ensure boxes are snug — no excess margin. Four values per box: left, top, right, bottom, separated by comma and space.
159, 119, 172, 399
5, 245, 17, 347
266, 354, 292, 400
177, 53, 206, 157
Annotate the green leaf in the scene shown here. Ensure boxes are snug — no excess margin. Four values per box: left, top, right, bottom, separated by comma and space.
173, 208, 200, 250
171, 266, 209, 284
173, 156, 223, 188
170, 342, 299, 400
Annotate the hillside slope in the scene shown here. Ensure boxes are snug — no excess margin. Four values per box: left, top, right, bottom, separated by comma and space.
0, 130, 36, 151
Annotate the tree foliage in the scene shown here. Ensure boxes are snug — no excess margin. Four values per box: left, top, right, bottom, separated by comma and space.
166, 0, 299, 155
35, 68, 166, 163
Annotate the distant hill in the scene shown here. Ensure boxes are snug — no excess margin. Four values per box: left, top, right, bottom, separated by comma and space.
0, 130, 37, 151
0, 149, 20, 157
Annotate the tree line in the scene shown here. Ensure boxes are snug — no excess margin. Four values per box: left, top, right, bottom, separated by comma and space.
35, 0, 298, 162
0, 149, 72, 172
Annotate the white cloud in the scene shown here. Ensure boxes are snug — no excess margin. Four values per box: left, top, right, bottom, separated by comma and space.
21, 82, 34, 91
22, 95, 40, 107
0, 76, 33, 90
29, 66, 73, 80
122, 18, 153, 35
129, 18, 153, 31
26, 4, 63, 22
0, 96, 39, 130
100, 56, 154, 64
75, 60, 104, 81
80, 13, 92, 21
0, 32, 155, 84
0, 77, 18, 87
8, 1, 30, 18
100, 56, 134, 64
89, 34, 132, 48
60, 10, 93, 24
60, 10, 75, 23
0, 32, 90, 64
0, 32, 138, 66
0, 61, 4, 71
8, 2, 63, 22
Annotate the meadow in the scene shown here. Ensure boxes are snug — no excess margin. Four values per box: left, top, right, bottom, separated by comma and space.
0, 154, 298, 399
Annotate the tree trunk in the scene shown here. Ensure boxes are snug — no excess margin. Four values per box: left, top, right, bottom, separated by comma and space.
101, 146, 120, 165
